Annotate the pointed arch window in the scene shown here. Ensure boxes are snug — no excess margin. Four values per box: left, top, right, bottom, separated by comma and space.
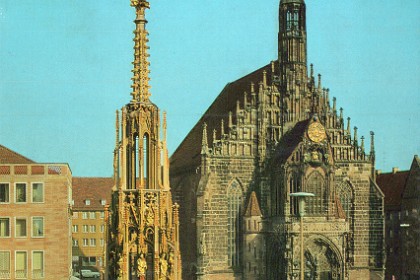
227, 181, 242, 267
337, 182, 353, 220
306, 172, 327, 215
289, 172, 301, 215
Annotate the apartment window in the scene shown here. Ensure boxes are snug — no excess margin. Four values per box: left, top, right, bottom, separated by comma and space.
100, 212, 105, 219
82, 212, 88, 219
0, 184, 9, 203
100, 238, 104, 247
100, 225, 105, 233
83, 238, 88, 247
85, 199, 90, 205
0, 218, 10, 238
90, 225, 96, 233
32, 251, 44, 278
100, 199, 106, 206
15, 218, 27, 238
72, 239, 79, 247
72, 225, 78, 233
15, 251, 27, 279
72, 212, 78, 219
0, 251, 11, 279
31, 183, 44, 203
90, 238, 96, 247
89, 212, 96, 219
82, 225, 88, 233
15, 183, 27, 203
32, 217, 44, 237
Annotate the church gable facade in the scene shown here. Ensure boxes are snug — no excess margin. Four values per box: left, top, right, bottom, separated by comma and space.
170, 0, 384, 279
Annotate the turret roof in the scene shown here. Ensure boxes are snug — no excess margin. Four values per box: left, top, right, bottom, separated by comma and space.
244, 191, 262, 217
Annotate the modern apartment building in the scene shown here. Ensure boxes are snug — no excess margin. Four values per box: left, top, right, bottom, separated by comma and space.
71, 177, 113, 277
0, 144, 72, 280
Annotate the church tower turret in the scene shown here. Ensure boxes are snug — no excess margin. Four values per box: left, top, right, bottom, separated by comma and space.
278, 0, 307, 81
107, 1, 181, 279
278, 0, 308, 130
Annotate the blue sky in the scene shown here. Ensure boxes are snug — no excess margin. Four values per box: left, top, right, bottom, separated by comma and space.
0, 1, 419, 176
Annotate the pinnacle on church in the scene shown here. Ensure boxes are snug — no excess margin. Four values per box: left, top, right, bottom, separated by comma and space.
130, 0, 151, 103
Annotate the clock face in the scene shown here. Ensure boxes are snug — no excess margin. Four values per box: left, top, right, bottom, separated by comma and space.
307, 122, 326, 143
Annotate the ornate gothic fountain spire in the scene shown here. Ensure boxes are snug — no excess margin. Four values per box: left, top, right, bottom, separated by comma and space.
130, 0, 151, 103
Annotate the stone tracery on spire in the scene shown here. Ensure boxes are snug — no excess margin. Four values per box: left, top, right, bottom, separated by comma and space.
130, 0, 151, 103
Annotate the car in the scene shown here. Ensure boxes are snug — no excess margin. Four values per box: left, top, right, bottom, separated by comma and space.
80, 269, 94, 278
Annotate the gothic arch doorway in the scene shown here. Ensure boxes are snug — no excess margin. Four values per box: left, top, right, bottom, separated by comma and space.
304, 237, 342, 280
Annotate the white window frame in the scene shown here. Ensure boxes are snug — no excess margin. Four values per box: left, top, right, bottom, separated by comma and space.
100, 199, 106, 206
90, 225, 96, 233
89, 212, 96, 219
0, 183, 10, 204
15, 250, 27, 279
72, 239, 79, 247
82, 212, 88, 219
82, 238, 88, 247
72, 212, 79, 219
31, 182, 44, 203
31, 217, 44, 238
100, 224, 105, 233
99, 212, 105, 219
0, 217, 10, 238
15, 217, 27, 238
0, 250, 11, 279
85, 199, 90, 205
72, 225, 78, 233
82, 225, 88, 233
14, 183, 27, 204
100, 238, 104, 247
31, 250, 44, 279
90, 238, 96, 247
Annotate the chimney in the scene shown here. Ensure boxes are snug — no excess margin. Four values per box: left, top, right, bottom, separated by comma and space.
392, 167, 399, 174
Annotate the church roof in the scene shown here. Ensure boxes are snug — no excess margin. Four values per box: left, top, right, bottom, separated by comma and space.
244, 191, 262, 217
170, 62, 276, 173
377, 171, 409, 211
0, 144, 35, 164
274, 119, 310, 163
72, 177, 114, 211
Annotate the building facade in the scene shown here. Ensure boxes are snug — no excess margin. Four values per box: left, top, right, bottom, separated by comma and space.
170, 1, 385, 279
0, 145, 72, 280
377, 156, 420, 280
106, 0, 181, 279
71, 177, 113, 278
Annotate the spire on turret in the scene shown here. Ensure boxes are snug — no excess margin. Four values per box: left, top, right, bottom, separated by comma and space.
201, 123, 208, 155
353, 127, 358, 147
317, 74, 322, 92
346, 117, 351, 135
370, 131, 375, 161
130, 0, 151, 103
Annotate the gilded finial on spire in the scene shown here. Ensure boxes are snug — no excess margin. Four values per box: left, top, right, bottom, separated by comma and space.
130, 0, 151, 103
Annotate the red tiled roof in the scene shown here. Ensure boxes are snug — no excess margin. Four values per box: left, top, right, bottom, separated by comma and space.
0, 144, 35, 164
170, 62, 276, 174
72, 177, 114, 211
244, 191, 262, 217
376, 171, 409, 211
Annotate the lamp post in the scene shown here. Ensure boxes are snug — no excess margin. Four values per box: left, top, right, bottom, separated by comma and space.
290, 192, 315, 280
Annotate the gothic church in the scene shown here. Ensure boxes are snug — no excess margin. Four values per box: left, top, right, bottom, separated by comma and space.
170, 0, 385, 279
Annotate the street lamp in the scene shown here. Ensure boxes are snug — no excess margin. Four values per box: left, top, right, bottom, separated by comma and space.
290, 192, 315, 280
